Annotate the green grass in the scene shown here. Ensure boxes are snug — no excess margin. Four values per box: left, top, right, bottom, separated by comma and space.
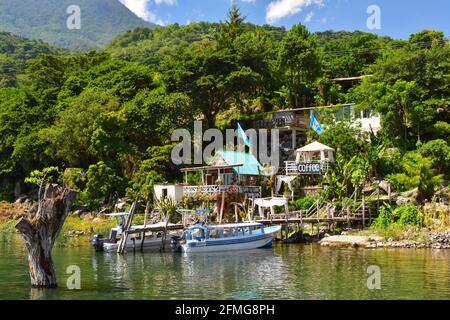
62, 216, 117, 237
0, 219, 18, 232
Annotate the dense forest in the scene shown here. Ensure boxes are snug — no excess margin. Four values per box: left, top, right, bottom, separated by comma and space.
0, 7, 449, 215
0, 0, 152, 50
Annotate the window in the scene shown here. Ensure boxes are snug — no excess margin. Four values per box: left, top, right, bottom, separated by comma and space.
162, 188, 168, 199
363, 109, 371, 119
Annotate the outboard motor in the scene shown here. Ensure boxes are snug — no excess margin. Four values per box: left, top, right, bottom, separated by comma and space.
170, 235, 183, 253
92, 234, 105, 252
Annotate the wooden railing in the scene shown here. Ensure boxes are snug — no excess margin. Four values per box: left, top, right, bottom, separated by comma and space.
183, 185, 262, 198
254, 117, 308, 130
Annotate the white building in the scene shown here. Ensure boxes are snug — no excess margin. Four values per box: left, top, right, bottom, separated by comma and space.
153, 184, 184, 202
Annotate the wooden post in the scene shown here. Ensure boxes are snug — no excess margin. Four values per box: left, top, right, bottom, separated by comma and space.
141, 200, 150, 252
160, 214, 169, 252
347, 207, 350, 229
377, 186, 380, 214
219, 190, 225, 224
15, 184, 77, 288
118, 201, 137, 254
362, 193, 366, 229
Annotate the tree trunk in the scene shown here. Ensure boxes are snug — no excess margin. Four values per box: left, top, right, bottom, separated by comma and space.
15, 184, 77, 288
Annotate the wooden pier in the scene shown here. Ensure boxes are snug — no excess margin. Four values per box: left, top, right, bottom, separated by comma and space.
116, 187, 383, 253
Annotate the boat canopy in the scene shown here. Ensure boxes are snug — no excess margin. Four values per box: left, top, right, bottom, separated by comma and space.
130, 221, 175, 231
105, 212, 130, 217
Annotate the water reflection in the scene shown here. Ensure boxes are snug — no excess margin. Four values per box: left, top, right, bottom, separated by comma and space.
1, 233, 449, 300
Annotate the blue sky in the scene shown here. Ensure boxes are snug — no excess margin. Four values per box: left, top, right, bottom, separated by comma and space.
119, 0, 449, 39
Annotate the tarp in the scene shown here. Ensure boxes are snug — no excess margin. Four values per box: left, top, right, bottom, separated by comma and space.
296, 141, 335, 153
254, 197, 288, 208
275, 175, 297, 194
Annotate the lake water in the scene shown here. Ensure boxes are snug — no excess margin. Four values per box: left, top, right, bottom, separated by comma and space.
1, 233, 449, 300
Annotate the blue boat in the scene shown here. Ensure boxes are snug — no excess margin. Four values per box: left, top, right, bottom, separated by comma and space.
175, 223, 281, 253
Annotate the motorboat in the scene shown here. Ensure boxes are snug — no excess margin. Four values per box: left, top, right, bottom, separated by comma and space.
171, 222, 281, 253
92, 213, 180, 252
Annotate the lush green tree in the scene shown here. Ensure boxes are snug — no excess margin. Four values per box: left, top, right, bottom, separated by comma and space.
418, 139, 450, 175
216, 5, 247, 48
0, 87, 50, 177
40, 90, 121, 167
433, 121, 450, 143
387, 152, 444, 202
161, 41, 259, 127
86, 60, 155, 102
83, 161, 126, 205
409, 30, 445, 48
321, 32, 388, 79
351, 43, 450, 148
122, 91, 193, 151
317, 118, 366, 162
278, 24, 321, 109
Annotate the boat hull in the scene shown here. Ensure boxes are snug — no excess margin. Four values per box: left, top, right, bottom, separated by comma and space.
103, 239, 171, 253
182, 226, 280, 253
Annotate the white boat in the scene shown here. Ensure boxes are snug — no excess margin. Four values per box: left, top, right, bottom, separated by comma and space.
172, 222, 281, 253
92, 213, 180, 253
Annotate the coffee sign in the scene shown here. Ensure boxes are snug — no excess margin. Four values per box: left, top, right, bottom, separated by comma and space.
297, 162, 322, 175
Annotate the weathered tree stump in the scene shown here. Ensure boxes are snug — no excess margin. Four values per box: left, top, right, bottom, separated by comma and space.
15, 184, 77, 288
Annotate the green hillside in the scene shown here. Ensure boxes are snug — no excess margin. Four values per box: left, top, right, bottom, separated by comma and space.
0, 31, 61, 87
0, 8, 448, 217
0, 0, 153, 51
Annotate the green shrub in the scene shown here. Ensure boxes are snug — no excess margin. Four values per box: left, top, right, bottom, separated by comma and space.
372, 204, 422, 229
395, 204, 422, 227
293, 196, 316, 211
63, 168, 87, 191
372, 204, 394, 229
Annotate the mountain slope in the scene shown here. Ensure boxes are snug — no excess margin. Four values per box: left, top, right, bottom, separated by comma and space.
0, 32, 61, 87
0, 0, 153, 51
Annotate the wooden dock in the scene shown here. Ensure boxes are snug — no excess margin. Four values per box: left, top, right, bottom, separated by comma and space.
258, 216, 370, 225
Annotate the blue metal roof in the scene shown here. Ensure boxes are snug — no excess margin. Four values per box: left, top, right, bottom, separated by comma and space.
214, 151, 266, 176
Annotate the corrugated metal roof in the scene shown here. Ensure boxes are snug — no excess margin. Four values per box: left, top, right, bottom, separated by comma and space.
212, 151, 265, 176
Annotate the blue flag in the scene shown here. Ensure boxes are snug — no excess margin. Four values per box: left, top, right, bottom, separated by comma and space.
237, 123, 251, 147
310, 112, 323, 135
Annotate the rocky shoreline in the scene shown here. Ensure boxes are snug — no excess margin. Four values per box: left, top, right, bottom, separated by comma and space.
319, 232, 450, 249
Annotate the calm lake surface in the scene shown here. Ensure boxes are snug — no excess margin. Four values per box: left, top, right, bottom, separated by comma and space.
1, 233, 449, 300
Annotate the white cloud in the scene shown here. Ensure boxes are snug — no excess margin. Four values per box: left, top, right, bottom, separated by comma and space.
119, 0, 164, 25
266, 0, 324, 24
304, 11, 314, 23
154, 0, 177, 5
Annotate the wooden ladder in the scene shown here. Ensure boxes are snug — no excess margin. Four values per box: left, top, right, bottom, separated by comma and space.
117, 201, 137, 254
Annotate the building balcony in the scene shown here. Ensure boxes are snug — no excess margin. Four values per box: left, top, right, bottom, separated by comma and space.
253, 116, 309, 130
183, 185, 262, 198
